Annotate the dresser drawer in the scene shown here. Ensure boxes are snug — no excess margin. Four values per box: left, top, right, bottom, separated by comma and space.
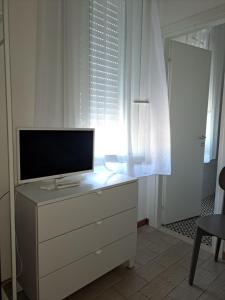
38, 181, 137, 242
39, 208, 136, 277
39, 233, 136, 300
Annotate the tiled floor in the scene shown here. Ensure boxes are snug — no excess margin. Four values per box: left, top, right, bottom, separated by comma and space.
162, 195, 215, 246
15, 226, 225, 300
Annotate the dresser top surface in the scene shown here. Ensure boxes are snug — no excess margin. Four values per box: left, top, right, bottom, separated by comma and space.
16, 172, 137, 206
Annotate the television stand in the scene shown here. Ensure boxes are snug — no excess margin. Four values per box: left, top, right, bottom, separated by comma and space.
15, 173, 137, 300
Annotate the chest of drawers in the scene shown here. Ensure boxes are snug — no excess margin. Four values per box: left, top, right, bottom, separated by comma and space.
16, 173, 137, 300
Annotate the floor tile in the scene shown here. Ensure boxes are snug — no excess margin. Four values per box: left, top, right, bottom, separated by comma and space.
144, 237, 173, 254
135, 261, 166, 282
113, 273, 147, 297
178, 252, 207, 270
8, 225, 222, 300
199, 289, 225, 300
193, 267, 219, 289
216, 269, 225, 282
137, 235, 152, 249
162, 196, 214, 246
111, 264, 137, 278
144, 229, 180, 246
159, 263, 187, 286
127, 291, 149, 300
200, 258, 225, 277
199, 249, 212, 261
135, 246, 158, 266
198, 292, 221, 300
153, 241, 191, 268
93, 287, 125, 300
140, 277, 175, 300
198, 270, 225, 299
137, 225, 155, 234
167, 279, 204, 300
66, 270, 122, 300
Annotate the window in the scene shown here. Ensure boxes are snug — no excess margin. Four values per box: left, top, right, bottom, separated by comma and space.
35, 0, 171, 176
89, 0, 125, 157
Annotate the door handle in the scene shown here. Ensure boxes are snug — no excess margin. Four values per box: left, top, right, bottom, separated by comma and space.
198, 135, 206, 140
95, 220, 103, 225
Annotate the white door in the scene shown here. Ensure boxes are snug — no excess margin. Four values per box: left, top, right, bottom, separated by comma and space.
162, 41, 211, 224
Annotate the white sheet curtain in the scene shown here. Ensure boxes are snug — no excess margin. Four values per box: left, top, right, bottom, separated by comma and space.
35, 0, 171, 177
35, 0, 90, 128
35, 0, 64, 127
139, 0, 171, 175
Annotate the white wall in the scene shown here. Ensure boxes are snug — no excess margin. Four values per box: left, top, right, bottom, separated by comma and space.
215, 78, 225, 214
202, 160, 217, 199
9, 0, 37, 180
158, 0, 225, 28
138, 176, 157, 223
10, 0, 37, 132
0, 0, 11, 280
0, 0, 37, 281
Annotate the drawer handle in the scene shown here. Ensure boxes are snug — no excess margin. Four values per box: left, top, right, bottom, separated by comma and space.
96, 190, 102, 195
95, 249, 102, 255
96, 220, 103, 225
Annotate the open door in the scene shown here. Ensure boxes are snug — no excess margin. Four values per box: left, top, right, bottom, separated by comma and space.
162, 41, 211, 224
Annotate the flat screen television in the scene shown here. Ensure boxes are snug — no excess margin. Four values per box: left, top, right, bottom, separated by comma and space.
17, 128, 94, 184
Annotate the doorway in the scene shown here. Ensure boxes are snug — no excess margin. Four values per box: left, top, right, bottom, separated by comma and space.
161, 23, 225, 247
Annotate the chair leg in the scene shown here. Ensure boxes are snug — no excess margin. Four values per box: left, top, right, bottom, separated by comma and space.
214, 238, 221, 262
189, 227, 203, 286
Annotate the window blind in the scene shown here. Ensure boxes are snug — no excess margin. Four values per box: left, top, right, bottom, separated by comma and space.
89, 0, 124, 125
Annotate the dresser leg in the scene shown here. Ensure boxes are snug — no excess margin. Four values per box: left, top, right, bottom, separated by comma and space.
127, 258, 135, 269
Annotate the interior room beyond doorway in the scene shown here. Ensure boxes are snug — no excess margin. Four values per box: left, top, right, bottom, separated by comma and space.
162, 23, 225, 247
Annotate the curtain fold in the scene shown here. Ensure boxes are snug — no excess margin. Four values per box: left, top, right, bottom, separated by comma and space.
63, 0, 89, 128
35, 0, 89, 128
135, 0, 171, 175
35, 0, 171, 177
35, 0, 64, 127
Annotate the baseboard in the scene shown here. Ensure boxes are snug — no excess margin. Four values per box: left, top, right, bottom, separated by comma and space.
137, 218, 149, 228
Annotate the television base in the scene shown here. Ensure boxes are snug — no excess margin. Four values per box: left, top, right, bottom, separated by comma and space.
40, 177, 82, 190
56, 182, 81, 189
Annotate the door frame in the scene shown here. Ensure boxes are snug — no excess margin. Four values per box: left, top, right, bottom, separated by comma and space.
162, 39, 211, 224
158, 4, 225, 254
162, 4, 225, 39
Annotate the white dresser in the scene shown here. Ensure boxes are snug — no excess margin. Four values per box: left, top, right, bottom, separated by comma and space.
15, 173, 138, 300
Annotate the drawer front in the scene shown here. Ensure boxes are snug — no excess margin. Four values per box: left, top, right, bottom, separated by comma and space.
38, 181, 137, 242
39, 233, 136, 300
39, 208, 137, 277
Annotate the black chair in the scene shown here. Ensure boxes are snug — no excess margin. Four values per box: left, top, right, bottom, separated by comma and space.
189, 167, 225, 286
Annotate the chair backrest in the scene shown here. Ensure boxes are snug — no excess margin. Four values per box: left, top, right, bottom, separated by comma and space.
219, 167, 225, 214
219, 167, 225, 191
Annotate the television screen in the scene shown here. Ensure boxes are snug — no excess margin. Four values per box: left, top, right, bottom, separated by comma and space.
18, 129, 94, 183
